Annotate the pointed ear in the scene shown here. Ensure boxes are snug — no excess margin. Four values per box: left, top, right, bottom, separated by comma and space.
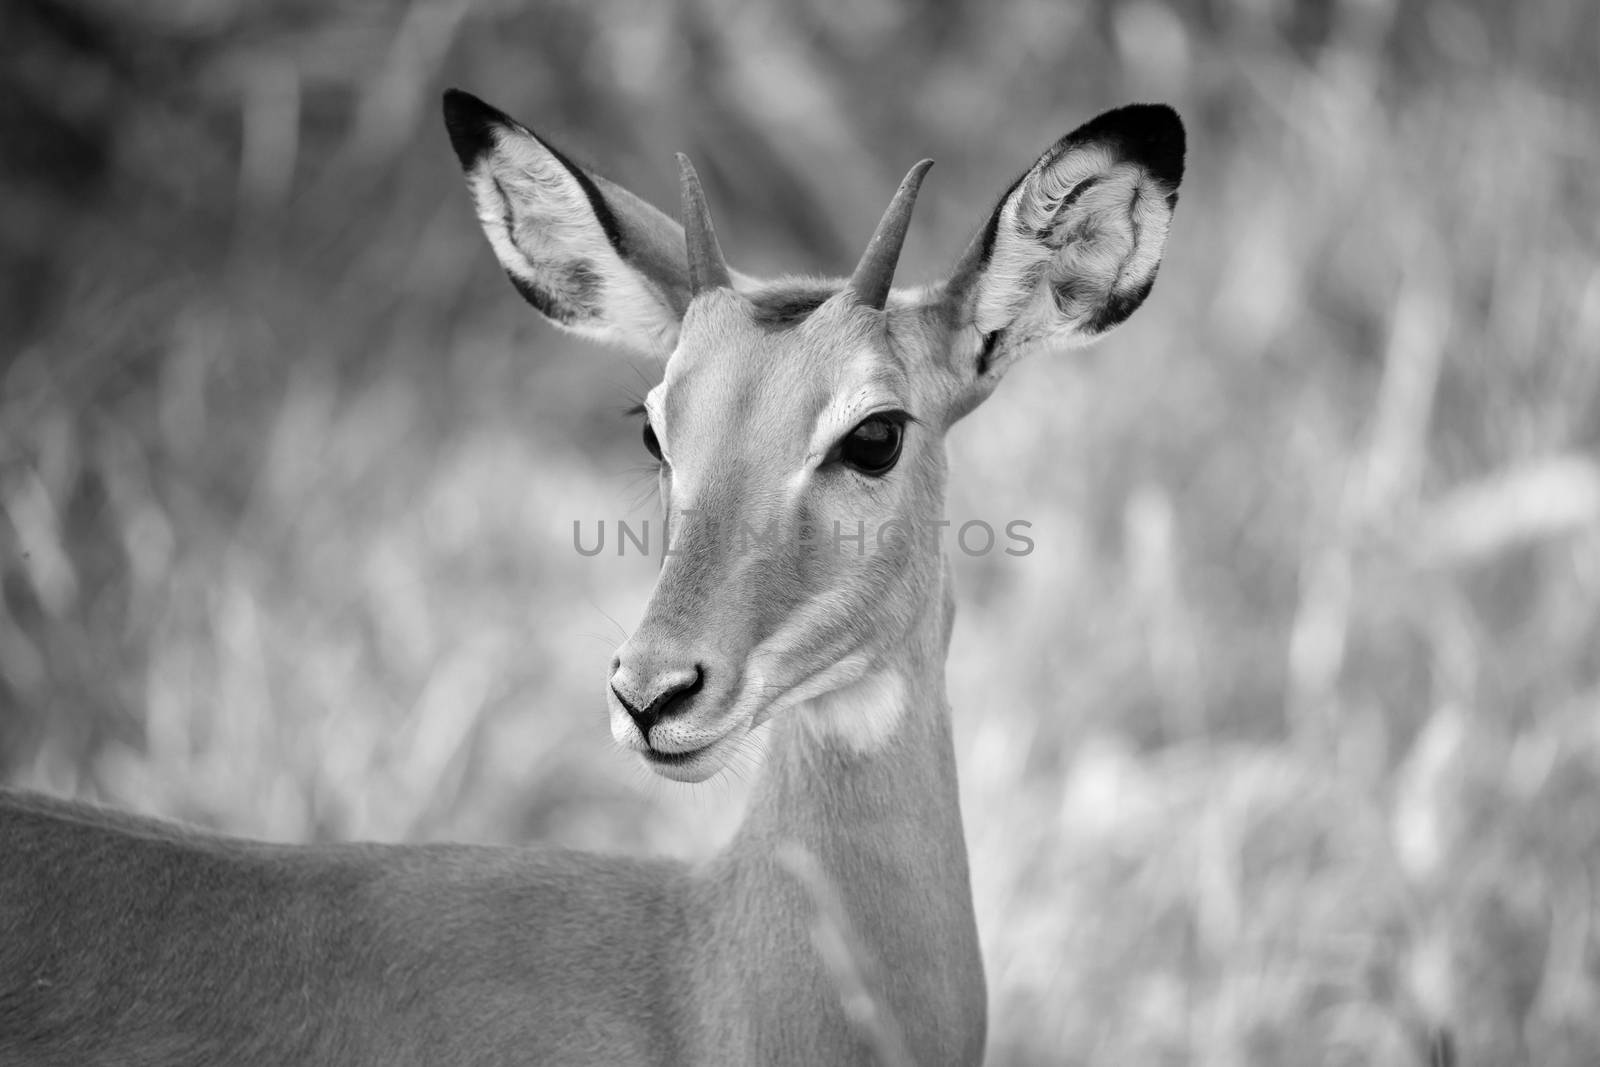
944, 104, 1184, 393
442, 90, 699, 357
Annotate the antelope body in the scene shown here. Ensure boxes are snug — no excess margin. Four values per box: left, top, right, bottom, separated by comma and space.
0, 89, 1184, 1065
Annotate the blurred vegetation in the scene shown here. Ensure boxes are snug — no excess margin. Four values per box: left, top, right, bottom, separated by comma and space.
3, 0, 1599, 1063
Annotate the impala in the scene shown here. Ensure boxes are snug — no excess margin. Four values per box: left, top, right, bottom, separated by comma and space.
0, 89, 1183, 1065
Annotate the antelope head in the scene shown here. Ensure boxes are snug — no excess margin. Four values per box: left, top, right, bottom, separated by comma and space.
444, 90, 1184, 781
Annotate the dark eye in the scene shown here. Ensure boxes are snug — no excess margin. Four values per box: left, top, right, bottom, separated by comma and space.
840, 414, 905, 477
642, 422, 663, 462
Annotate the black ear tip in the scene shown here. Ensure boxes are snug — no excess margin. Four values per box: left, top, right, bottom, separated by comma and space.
442, 88, 511, 171
1072, 103, 1187, 189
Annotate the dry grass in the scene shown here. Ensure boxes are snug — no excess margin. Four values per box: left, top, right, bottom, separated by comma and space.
3, 1, 1598, 1063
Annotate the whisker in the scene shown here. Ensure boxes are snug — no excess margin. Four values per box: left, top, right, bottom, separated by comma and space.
585, 602, 631, 643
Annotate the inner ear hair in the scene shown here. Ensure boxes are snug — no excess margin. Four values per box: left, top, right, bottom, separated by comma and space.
443, 90, 697, 356
967, 104, 1185, 360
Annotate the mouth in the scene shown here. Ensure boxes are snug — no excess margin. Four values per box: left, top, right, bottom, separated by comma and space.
639, 737, 728, 782
644, 743, 710, 766
607, 673, 756, 783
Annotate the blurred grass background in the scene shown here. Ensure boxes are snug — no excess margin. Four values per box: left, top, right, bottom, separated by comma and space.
3, 0, 1599, 1062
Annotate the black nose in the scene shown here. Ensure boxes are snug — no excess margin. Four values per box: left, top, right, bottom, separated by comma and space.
613, 666, 705, 734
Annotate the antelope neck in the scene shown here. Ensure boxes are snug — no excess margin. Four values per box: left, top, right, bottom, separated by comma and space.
701, 558, 971, 940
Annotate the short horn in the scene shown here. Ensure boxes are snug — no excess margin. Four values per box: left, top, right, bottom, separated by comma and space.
677, 153, 732, 295
847, 159, 934, 311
